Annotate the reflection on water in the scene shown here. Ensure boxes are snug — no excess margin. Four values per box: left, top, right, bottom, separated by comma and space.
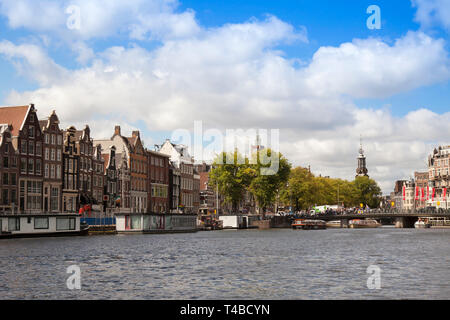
1, 228, 450, 299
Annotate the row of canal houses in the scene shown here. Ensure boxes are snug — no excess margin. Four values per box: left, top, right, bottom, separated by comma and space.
0, 104, 201, 216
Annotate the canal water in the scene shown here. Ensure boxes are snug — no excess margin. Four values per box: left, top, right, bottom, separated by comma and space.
1, 227, 450, 299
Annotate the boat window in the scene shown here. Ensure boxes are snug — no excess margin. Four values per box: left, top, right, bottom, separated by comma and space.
34, 217, 49, 230
8, 217, 20, 231
56, 217, 76, 230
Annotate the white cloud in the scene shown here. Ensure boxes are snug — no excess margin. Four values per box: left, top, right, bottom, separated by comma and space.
0, 2, 449, 194
413, 0, 450, 31
303, 31, 449, 98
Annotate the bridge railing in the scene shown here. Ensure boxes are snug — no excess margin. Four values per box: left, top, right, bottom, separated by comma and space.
294, 208, 450, 217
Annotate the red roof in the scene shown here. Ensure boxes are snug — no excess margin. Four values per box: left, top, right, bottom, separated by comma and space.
0, 105, 30, 137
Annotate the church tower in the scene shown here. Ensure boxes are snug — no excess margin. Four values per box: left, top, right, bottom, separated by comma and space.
356, 136, 369, 178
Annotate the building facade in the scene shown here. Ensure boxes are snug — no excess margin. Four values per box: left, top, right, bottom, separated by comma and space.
0, 105, 44, 213
62, 126, 80, 212
147, 149, 169, 213
428, 145, 450, 209
159, 140, 195, 214
169, 162, 181, 213
40, 111, 63, 212
0, 125, 19, 211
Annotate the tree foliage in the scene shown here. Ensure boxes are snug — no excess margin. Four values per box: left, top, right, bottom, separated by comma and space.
280, 167, 382, 210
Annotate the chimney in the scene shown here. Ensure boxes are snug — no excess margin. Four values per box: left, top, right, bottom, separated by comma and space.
114, 125, 121, 136
132, 130, 140, 138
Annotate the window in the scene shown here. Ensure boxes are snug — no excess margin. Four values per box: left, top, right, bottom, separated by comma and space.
28, 159, 34, 174
50, 164, 55, 179
34, 217, 49, 229
56, 217, 76, 230
28, 141, 34, 155
57, 149, 61, 161
36, 160, 41, 175
36, 142, 42, 156
45, 164, 49, 178
8, 217, 20, 231
51, 134, 56, 145
57, 165, 61, 179
11, 157, 17, 168
45, 148, 49, 160
50, 188, 59, 211
51, 149, 55, 161
3, 156, 8, 168
20, 158, 26, 174
2, 189, 8, 205
21, 140, 27, 154
57, 135, 62, 145
45, 133, 49, 144
29, 126, 35, 138
11, 173, 16, 185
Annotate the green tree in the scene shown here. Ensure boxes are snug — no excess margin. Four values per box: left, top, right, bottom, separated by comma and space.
352, 176, 382, 208
248, 149, 291, 217
209, 151, 256, 212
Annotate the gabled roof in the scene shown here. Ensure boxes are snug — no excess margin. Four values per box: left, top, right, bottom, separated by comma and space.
0, 105, 31, 137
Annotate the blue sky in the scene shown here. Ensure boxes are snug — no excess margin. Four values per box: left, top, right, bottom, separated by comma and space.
0, 0, 449, 193
0, 0, 448, 115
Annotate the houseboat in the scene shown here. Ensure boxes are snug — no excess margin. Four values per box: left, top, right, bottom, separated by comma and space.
349, 219, 381, 228
0, 213, 89, 239
414, 218, 431, 229
326, 220, 342, 228
292, 219, 326, 230
115, 213, 198, 234
219, 215, 261, 229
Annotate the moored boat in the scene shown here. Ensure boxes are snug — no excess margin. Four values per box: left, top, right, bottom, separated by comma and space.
349, 219, 381, 228
0, 213, 89, 239
414, 219, 431, 229
326, 220, 342, 228
292, 219, 326, 230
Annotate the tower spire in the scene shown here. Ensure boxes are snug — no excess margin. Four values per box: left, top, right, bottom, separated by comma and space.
356, 134, 369, 178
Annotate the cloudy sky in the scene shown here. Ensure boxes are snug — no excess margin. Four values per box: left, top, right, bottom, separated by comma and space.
0, 0, 449, 194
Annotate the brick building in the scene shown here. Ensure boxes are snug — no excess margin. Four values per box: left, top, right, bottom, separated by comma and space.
40, 110, 63, 212
62, 126, 80, 212
0, 125, 19, 211
147, 149, 169, 213
0, 104, 44, 213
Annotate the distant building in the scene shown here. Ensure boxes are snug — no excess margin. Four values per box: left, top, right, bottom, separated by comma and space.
168, 161, 181, 213
95, 126, 147, 213
0, 125, 19, 211
356, 139, 369, 178
147, 149, 170, 213
414, 171, 429, 209
40, 110, 63, 212
159, 140, 195, 214
62, 126, 79, 212
427, 145, 450, 209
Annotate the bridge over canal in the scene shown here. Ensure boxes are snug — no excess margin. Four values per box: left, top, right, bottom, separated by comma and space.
283, 211, 450, 228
